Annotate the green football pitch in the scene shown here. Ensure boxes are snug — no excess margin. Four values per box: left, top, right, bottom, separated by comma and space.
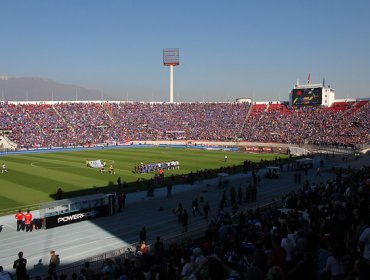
0, 147, 286, 215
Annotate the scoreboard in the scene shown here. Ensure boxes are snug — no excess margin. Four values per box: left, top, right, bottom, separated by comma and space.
292, 87, 322, 106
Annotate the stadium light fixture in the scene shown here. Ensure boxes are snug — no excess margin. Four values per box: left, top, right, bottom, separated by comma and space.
163, 48, 180, 103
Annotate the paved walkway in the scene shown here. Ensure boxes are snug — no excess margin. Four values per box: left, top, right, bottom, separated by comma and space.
0, 153, 368, 278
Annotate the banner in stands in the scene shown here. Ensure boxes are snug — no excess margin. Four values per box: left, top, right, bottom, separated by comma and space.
87, 160, 104, 168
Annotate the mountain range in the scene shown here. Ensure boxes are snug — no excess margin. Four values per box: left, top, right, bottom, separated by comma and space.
0, 76, 114, 101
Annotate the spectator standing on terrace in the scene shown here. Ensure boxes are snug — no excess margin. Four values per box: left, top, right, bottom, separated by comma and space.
13, 251, 27, 280
237, 184, 243, 204
180, 255, 195, 279
139, 226, 147, 243
270, 236, 286, 268
101, 258, 115, 280
117, 177, 122, 187
156, 261, 181, 280
117, 192, 123, 212
84, 262, 95, 280
203, 201, 210, 220
181, 209, 189, 232
324, 246, 346, 280
0, 266, 12, 280
153, 236, 164, 263
175, 202, 183, 224
191, 198, 202, 217
166, 184, 172, 198
358, 216, 370, 262
15, 210, 24, 232
121, 192, 126, 209
48, 250, 59, 280
317, 167, 321, 177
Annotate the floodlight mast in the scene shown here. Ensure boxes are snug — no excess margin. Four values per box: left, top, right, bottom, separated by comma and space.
163, 48, 179, 103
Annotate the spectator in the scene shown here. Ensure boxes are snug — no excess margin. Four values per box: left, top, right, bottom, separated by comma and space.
101, 259, 115, 280
56, 187, 63, 200
13, 252, 27, 280
139, 226, 147, 243
48, 250, 59, 280
358, 215, 370, 262
0, 266, 12, 280
84, 262, 95, 280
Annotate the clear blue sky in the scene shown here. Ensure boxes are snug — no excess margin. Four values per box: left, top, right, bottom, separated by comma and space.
1, 0, 369, 102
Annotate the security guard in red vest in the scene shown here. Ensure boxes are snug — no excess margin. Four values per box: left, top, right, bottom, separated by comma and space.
24, 210, 33, 232
15, 210, 24, 231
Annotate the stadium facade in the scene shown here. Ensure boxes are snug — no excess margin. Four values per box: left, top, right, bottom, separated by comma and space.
0, 81, 369, 154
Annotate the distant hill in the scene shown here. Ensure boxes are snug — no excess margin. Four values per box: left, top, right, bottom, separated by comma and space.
0, 75, 114, 101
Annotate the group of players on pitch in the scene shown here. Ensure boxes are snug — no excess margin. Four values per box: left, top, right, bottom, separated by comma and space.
100, 163, 115, 174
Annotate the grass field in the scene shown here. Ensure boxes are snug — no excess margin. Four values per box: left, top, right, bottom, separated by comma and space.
0, 146, 286, 214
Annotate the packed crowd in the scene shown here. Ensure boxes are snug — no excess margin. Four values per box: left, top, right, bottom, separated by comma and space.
0, 101, 369, 149
2, 156, 370, 280
58, 161, 370, 279
63, 161, 369, 280
244, 103, 370, 147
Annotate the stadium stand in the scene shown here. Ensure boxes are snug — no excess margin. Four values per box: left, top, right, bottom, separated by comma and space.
242, 102, 369, 147
18, 161, 370, 280
267, 103, 292, 115
1, 100, 370, 279
0, 101, 369, 149
249, 103, 267, 117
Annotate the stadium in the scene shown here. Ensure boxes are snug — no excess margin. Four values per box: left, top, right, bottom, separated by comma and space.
0, 79, 370, 280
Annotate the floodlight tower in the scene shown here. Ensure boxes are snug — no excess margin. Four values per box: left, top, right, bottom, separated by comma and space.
163, 48, 180, 103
